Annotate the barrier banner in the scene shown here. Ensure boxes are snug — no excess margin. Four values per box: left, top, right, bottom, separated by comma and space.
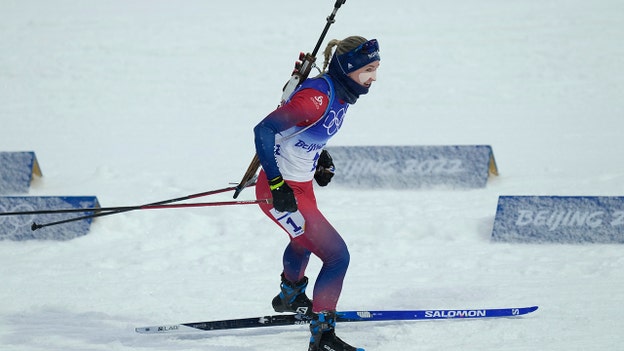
0, 196, 100, 241
0, 151, 42, 194
491, 196, 624, 243
325, 145, 498, 189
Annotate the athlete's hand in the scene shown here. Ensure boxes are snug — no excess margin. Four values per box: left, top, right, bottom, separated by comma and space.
314, 150, 335, 187
269, 176, 298, 212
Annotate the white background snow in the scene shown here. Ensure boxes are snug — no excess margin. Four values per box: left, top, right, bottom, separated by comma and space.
1, 0, 623, 350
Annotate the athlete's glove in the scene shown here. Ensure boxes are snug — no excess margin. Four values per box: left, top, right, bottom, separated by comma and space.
314, 149, 335, 187
269, 176, 298, 212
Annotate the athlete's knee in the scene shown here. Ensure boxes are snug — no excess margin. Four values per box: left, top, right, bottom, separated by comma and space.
326, 244, 350, 273
341, 247, 351, 270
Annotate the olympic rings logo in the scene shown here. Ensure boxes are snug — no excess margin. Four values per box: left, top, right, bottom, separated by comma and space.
323, 106, 347, 136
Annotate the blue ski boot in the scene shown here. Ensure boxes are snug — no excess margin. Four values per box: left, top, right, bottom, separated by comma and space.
308, 311, 364, 351
272, 273, 313, 317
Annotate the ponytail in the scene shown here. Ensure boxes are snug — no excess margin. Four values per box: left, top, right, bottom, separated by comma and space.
321, 36, 368, 71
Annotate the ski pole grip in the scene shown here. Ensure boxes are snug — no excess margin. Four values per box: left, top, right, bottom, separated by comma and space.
334, 0, 346, 8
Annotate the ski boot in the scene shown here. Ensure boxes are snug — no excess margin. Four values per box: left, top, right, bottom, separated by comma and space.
272, 273, 313, 317
308, 311, 364, 351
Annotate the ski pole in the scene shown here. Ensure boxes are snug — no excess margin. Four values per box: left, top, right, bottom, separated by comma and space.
28, 183, 256, 231
234, 0, 348, 199
1, 184, 247, 217
31, 198, 271, 231
135, 198, 270, 210
4, 197, 270, 217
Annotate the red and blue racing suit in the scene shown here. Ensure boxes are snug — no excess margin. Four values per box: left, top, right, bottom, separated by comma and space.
254, 75, 351, 313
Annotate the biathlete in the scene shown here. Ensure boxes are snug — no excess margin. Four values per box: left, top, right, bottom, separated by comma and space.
254, 36, 380, 351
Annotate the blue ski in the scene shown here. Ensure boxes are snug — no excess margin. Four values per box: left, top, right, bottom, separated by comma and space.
337, 306, 538, 322
135, 306, 538, 334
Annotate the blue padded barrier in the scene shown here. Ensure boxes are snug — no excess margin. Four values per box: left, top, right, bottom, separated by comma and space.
0, 151, 42, 194
491, 196, 624, 243
0, 196, 100, 241
325, 145, 498, 189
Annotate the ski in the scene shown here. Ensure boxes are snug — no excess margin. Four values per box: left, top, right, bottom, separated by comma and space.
135, 306, 538, 334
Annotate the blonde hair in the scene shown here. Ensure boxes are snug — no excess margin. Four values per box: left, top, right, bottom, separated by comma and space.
321, 36, 368, 71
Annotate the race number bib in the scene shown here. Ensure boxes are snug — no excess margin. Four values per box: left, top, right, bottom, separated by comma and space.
269, 209, 305, 238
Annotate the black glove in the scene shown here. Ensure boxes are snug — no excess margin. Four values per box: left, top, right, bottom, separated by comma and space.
269, 176, 298, 212
314, 149, 335, 187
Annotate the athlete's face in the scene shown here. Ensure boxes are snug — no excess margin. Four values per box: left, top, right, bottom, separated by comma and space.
348, 61, 380, 88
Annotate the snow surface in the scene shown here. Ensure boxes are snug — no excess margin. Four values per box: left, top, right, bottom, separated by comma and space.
1, 0, 623, 350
